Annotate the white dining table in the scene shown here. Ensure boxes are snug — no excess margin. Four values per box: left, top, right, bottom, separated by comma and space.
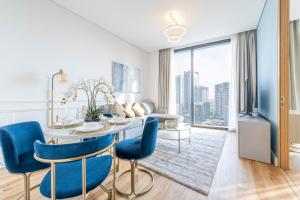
43, 122, 132, 141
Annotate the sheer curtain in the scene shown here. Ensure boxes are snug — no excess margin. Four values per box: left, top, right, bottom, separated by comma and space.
236, 30, 257, 114
158, 48, 171, 111
290, 20, 300, 111
228, 35, 238, 131
228, 30, 257, 131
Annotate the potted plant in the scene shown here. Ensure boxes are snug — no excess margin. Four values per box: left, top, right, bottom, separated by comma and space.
61, 78, 115, 122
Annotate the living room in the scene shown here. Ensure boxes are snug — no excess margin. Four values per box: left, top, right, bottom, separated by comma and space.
0, 0, 299, 200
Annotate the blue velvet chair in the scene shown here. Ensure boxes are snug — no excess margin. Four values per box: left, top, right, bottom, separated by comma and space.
34, 134, 115, 200
0, 121, 49, 200
103, 113, 113, 118
115, 117, 158, 197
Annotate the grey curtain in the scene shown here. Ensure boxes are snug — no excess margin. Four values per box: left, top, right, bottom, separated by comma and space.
289, 20, 300, 111
158, 48, 171, 110
236, 30, 257, 113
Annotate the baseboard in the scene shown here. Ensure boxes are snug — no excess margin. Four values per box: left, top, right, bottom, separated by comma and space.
271, 151, 279, 166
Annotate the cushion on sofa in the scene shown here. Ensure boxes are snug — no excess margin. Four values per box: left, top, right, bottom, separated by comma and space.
132, 103, 145, 117
112, 102, 126, 118
123, 103, 135, 118
141, 102, 154, 115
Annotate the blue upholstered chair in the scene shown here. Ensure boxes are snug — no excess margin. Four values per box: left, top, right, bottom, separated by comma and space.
115, 117, 158, 197
103, 113, 113, 118
34, 134, 115, 200
0, 121, 49, 200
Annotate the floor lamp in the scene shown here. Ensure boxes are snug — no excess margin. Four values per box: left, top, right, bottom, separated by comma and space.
50, 69, 67, 126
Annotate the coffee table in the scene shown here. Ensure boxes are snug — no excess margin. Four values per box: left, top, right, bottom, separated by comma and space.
158, 123, 191, 153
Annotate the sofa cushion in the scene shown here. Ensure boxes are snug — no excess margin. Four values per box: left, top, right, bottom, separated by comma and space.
141, 102, 154, 114
132, 103, 145, 117
112, 102, 126, 118
123, 103, 135, 118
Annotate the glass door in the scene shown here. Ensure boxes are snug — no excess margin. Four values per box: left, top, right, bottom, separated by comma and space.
173, 40, 231, 128
193, 43, 232, 127
174, 50, 192, 123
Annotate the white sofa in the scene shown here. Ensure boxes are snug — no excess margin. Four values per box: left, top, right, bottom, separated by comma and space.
107, 101, 183, 140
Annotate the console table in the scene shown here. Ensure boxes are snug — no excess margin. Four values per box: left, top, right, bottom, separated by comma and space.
238, 115, 271, 163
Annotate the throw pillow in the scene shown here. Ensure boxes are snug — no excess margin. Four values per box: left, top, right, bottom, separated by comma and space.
141, 102, 154, 115
132, 103, 145, 117
123, 103, 135, 118
112, 102, 126, 118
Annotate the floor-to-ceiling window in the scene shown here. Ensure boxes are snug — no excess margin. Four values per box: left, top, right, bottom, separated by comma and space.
174, 50, 192, 123
174, 39, 232, 128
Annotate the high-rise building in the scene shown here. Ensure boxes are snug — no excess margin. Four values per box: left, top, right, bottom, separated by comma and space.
175, 75, 184, 115
175, 75, 182, 104
209, 99, 215, 117
183, 71, 191, 114
194, 86, 209, 104
194, 102, 211, 123
214, 82, 229, 125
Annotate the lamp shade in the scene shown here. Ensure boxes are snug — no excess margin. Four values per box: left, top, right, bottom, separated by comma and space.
57, 69, 68, 84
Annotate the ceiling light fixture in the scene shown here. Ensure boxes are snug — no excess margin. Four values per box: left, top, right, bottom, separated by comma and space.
164, 12, 186, 43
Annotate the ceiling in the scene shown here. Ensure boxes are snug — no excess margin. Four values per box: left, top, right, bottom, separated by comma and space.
52, 0, 266, 52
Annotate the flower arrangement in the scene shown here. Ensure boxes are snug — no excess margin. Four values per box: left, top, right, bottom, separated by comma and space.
61, 78, 115, 122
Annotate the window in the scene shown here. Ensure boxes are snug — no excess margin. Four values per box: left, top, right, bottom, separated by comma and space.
174, 40, 231, 127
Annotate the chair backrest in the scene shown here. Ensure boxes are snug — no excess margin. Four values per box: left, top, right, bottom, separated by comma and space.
140, 117, 158, 157
0, 121, 45, 171
145, 117, 156, 123
103, 113, 113, 118
34, 134, 113, 160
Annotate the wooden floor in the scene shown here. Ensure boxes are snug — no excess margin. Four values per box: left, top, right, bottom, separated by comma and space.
1, 129, 300, 200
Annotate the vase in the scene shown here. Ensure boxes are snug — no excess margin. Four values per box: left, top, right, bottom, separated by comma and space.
84, 115, 100, 122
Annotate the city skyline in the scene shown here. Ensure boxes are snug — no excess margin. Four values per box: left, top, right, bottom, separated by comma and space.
175, 70, 229, 126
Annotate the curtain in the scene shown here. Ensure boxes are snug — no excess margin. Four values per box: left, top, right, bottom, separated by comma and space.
158, 48, 171, 110
228, 35, 238, 131
289, 20, 300, 111
236, 30, 257, 114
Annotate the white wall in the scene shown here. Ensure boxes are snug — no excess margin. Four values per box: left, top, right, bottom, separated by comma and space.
143, 51, 159, 105
0, 0, 149, 127
291, 0, 300, 21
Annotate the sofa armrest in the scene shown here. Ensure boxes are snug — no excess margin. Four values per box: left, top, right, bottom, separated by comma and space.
154, 108, 168, 114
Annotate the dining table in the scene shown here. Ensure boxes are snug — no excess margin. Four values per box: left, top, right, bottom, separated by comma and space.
44, 121, 132, 142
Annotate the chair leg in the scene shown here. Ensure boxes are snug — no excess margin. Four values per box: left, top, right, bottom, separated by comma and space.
132, 161, 154, 196
115, 160, 154, 197
21, 174, 30, 200
100, 185, 113, 200
15, 173, 41, 200
131, 160, 135, 194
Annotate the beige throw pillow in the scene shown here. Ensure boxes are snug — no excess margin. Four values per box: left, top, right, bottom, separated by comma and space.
112, 102, 126, 118
123, 103, 135, 118
132, 103, 145, 117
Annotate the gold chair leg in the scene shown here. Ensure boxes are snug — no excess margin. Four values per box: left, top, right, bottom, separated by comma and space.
100, 185, 113, 200
15, 173, 40, 200
17, 174, 30, 200
115, 160, 154, 197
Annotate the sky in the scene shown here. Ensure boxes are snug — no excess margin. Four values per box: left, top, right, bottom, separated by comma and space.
174, 43, 232, 99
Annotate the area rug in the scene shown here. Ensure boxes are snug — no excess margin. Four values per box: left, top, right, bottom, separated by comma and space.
139, 130, 227, 195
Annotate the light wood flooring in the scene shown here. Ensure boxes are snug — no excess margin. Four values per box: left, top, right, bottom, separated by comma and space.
1, 129, 300, 200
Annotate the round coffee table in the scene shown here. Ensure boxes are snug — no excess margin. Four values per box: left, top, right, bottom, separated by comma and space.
158, 123, 191, 153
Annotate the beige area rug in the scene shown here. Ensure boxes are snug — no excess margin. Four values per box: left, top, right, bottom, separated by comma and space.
139, 130, 227, 195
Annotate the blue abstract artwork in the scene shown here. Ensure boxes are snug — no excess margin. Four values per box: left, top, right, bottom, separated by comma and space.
112, 62, 140, 93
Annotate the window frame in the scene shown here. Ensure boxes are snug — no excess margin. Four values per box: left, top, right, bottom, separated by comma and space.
174, 38, 231, 130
